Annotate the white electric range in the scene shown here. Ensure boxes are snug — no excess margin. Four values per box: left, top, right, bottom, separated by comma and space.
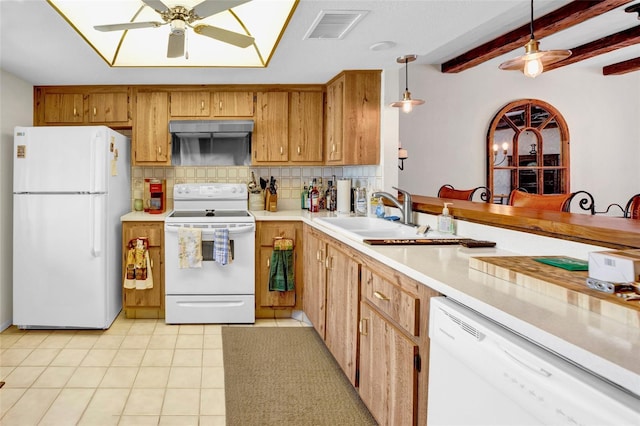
164, 183, 255, 324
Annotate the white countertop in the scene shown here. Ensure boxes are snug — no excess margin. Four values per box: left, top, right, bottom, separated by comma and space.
124, 207, 640, 397
121, 211, 172, 221
256, 209, 640, 398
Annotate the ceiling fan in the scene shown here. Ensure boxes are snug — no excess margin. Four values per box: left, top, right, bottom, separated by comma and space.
94, 0, 255, 58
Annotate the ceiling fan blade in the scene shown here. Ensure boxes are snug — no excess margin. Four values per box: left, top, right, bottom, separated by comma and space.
142, 0, 170, 14
193, 24, 254, 48
94, 21, 163, 32
167, 32, 186, 58
192, 0, 251, 19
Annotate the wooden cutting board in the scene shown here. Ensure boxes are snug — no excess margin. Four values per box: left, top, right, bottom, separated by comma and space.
469, 256, 640, 327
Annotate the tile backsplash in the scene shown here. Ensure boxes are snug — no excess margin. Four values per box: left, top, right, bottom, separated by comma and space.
131, 165, 382, 211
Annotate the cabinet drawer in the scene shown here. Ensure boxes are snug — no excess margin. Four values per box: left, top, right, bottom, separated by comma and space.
362, 267, 420, 337
259, 223, 297, 246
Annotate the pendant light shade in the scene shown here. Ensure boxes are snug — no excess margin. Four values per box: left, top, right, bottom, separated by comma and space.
499, 0, 571, 78
390, 54, 424, 113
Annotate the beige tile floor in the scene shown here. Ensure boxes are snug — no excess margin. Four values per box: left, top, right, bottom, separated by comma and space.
0, 314, 309, 425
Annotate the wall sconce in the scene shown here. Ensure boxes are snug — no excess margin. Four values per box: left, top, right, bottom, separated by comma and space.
390, 54, 424, 113
398, 147, 408, 170
499, 0, 571, 78
493, 142, 509, 166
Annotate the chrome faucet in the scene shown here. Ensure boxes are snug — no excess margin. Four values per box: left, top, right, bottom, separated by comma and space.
371, 186, 414, 226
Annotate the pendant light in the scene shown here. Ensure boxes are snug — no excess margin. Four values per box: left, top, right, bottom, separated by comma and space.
499, 0, 571, 78
390, 54, 424, 113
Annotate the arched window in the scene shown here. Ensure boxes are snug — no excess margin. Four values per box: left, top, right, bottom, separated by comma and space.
487, 99, 570, 204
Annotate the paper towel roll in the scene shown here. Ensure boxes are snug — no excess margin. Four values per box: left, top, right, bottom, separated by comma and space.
337, 179, 351, 214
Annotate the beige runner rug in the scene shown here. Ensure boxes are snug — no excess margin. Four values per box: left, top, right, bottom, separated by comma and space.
222, 326, 377, 426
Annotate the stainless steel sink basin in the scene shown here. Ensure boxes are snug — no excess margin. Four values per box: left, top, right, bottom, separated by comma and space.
314, 216, 452, 241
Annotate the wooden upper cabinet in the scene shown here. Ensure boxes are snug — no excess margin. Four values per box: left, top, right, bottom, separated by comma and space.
325, 75, 344, 163
42, 92, 84, 124
169, 91, 211, 117
325, 70, 381, 165
133, 91, 170, 165
213, 91, 254, 117
253, 91, 289, 163
289, 91, 324, 163
88, 92, 129, 124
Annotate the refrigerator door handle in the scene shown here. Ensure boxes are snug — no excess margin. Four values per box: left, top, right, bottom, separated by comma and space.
91, 195, 103, 257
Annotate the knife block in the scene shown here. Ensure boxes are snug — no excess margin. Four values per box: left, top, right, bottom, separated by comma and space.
265, 191, 278, 212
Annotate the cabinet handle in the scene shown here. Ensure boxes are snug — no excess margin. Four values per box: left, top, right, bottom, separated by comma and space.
150, 259, 153, 268
219, 100, 223, 111
158, 146, 162, 155
316, 249, 321, 261
297, 146, 301, 155
280, 146, 284, 155
373, 291, 389, 301
266, 258, 270, 268
360, 318, 368, 336
73, 107, 77, 117
331, 143, 336, 153
201, 100, 205, 111
325, 256, 333, 270
93, 107, 97, 116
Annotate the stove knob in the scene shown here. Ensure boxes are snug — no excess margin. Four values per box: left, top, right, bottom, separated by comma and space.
176, 186, 183, 194
185, 187, 191, 194
231, 187, 237, 193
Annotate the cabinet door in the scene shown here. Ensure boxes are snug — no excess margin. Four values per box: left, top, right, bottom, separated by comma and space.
359, 302, 419, 426
253, 92, 289, 163
122, 222, 164, 309
133, 92, 170, 165
289, 91, 323, 163
213, 91, 254, 116
324, 243, 360, 385
258, 247, 296, 307
303, 229, 327, 337
88, 92, 129, 124
325, 76, 344, 163
43, 93, 84, 124
169, 91, 211, 117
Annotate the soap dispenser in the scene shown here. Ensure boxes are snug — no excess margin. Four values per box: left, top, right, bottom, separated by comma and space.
437, 202, 455, 234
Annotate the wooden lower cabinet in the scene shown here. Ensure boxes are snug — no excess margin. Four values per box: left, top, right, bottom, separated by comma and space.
302, 225, 327, 337
303, 225, 361, 386
359, 302, 418, 426
255, 221, 303, 318
302, 224, 441, 426
324, 242, 361, 385
121, 221, 165, 318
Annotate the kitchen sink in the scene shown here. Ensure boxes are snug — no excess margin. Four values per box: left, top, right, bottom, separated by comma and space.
313, 216, 452, 241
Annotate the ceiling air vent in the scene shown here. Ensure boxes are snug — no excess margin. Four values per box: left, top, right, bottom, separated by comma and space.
304, 10, 368, 40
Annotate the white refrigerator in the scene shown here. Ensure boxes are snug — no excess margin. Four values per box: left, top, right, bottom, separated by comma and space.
13, 126, 130, 329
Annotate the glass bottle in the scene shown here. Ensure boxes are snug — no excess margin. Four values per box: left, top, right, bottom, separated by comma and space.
310, 182, 320, 213
301, 182, 308, 210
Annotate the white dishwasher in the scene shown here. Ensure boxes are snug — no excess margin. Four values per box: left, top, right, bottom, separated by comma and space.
427, 297, 640, 426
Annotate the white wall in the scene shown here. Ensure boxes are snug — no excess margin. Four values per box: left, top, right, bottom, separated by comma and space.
0, 69, 33, 331
396, 58, 640, 209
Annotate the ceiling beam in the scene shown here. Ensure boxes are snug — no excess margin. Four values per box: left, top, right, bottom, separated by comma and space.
544, 25, 640, 72
441, 0, 633, 73
603, 57, 640, 75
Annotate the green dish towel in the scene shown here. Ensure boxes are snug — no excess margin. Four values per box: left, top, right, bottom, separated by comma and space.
269, 249, 295, 291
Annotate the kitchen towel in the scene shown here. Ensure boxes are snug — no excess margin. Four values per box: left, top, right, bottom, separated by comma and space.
337, 179, 351, 214
214, 228, 231, 265
269, 238, 295, 292
178, 227, 203, 268
123, 238, 154, 290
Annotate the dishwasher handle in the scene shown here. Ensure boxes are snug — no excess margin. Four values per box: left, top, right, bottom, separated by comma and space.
499, 344, 552, 378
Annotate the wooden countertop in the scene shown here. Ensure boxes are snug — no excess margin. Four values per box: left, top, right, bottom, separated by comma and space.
409, 195, 640, 249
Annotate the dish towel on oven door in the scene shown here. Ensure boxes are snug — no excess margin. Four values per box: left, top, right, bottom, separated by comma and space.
214, 228, 231, 265
178, 228, 202, 268
269, 238, 295, 291
123, 238, 154, 290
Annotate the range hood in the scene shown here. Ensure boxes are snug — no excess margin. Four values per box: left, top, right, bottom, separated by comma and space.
169, 120, 254, 166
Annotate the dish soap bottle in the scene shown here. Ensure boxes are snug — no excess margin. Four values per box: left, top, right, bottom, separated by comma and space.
438, 202, 455, 234
375, 197, 385, 218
